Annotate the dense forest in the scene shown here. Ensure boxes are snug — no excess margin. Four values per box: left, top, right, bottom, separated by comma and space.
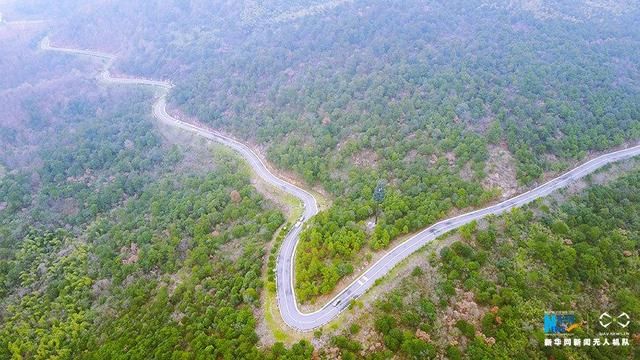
0, 29, 311, 358
1, 0, 640, 358
323, 167, 640, 359
10, 0, 640, 302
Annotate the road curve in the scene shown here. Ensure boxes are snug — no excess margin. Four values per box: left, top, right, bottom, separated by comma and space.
41, 37, 640, 332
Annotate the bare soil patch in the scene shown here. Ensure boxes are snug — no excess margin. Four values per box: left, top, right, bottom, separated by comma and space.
483, 143, 519, 198
351, 149, 379, 169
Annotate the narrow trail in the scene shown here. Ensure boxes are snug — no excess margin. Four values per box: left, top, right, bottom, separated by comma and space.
41, 36, 640, 332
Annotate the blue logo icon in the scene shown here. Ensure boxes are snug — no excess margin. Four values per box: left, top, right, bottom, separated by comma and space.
544, 313, 578, 334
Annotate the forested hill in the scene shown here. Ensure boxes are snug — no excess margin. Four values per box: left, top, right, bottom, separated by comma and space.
322, 163, 640, 359
1, 2, 638, 358
0, 26, 309, 358
13, 0, 639, 302
173, 0, 640, 186
34, 0, 640, 186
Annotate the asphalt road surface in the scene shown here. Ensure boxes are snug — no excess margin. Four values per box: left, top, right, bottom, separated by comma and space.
42, 38, 640, 332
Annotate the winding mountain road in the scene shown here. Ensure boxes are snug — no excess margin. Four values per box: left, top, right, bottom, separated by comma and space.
42, 37, 640, 332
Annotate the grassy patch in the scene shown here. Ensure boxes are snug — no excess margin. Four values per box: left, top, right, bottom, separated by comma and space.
264, 289, 293, 343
